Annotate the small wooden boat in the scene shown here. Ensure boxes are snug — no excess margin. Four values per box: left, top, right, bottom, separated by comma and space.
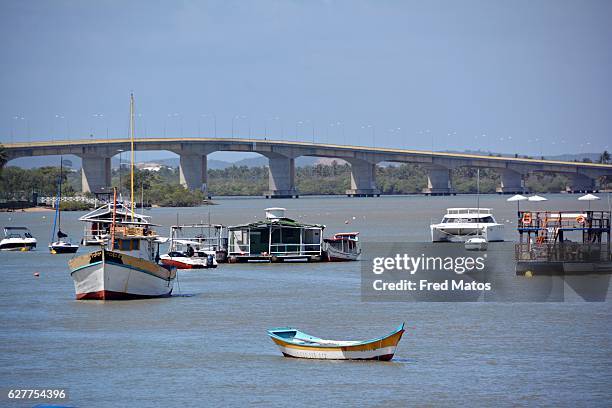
323, 232, 361, 261
267, 323, 405, 361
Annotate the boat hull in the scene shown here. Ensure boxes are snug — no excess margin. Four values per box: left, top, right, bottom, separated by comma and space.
160, 254, 218, 269
431, 224, 504, 242
268, 325, 405, 361
49, 243, 79, 254
69, 250, 176, 300
0, 239, 37, 251
323, 246, 361, 262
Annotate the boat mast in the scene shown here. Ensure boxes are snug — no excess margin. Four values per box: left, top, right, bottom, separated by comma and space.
110, 187, 117, 249
58, 156, 63, 231
130, 93, 135, 221
476, 168, 480, 234
50, 156, 62, 243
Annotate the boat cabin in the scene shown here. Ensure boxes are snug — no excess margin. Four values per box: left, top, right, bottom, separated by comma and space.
169, 224, 228, 261
227, 208, 324, 262
439, 208, 496, 224
79, 202, 152, 245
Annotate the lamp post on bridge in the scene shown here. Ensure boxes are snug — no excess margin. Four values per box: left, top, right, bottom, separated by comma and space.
165, 113, 181, 138
232, 115, 248, 138
296, 120, 314, 143
265, 116, 282, 140
198, 114, 217, 138
361, 124, 375, 147
326, 121, 343, 144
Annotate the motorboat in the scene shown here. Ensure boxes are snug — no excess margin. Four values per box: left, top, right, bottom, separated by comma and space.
323, 232, 361, 261
430, 208, 504, 242
160, 239, 218, 269
267, 323, 405, 361
159, 224, 226, 268
464, 236, 488, 251
0, 227, 37, 251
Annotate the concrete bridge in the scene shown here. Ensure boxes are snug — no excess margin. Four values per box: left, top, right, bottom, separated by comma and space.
3, 138, 612, 197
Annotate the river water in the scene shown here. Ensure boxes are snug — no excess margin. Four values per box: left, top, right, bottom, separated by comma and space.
0, 194, 610, 407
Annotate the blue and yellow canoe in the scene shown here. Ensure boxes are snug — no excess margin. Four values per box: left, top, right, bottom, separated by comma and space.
267, 323, 405, 361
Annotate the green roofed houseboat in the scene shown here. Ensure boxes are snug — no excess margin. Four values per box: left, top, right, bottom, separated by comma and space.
227, 208, 324, 263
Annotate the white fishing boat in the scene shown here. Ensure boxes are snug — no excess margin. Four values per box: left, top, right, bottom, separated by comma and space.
0, 227, 37, 251
68, 94, 176, 300
323, 232, 361, 261
68, 223, 175, 300
430, 208, 504, 242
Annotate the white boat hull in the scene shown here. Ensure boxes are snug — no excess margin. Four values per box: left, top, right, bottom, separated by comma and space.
431, 224, 504, 242
276, 344, 399, 360
160, 254, 217, 269
69, 250, 175, 300
0, 237, 37, 251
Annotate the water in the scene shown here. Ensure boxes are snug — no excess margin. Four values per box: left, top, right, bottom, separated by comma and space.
1, 195, 611, 407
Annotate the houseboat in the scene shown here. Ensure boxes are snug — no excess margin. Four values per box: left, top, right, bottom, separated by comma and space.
227, 208, 324, 262
431, 208, 504, 242
515, 210, 611, 275
323, 232, 361, 261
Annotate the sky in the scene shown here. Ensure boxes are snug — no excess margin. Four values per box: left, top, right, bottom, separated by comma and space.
1, 0, 611, 162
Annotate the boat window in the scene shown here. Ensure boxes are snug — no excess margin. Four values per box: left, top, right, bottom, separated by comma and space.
113, 238, 140, 251
481, 216, 494, 223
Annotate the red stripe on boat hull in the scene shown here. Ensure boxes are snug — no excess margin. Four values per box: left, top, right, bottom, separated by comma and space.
76, 290, 172, 300
160, 259, 203, 269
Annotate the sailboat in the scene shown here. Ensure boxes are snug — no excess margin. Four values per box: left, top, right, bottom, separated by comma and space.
49, 157, 79, 254
68, 94, 177, 300
465, 169, 488, 251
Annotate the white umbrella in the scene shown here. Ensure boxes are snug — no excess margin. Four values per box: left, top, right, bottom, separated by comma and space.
507, 194, 528, 213
528, 195, 548, 202
578, 193, 600, 210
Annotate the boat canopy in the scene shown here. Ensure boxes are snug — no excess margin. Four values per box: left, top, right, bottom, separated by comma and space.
228, 217, 324, 230
79, 203, 154, 225
446, 208, 492, 215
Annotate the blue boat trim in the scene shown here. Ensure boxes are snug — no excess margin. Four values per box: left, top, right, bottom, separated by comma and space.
267, 322, 405, 348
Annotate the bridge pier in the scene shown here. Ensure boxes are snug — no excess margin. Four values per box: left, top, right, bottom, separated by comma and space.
422, 166, 455, 196
263, 154, 298, 198
346, 159, 380, 197
179, 153, 209, 195
496, 169, 527, 194
81, 155, 111, 194
566, 173, 596, 193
